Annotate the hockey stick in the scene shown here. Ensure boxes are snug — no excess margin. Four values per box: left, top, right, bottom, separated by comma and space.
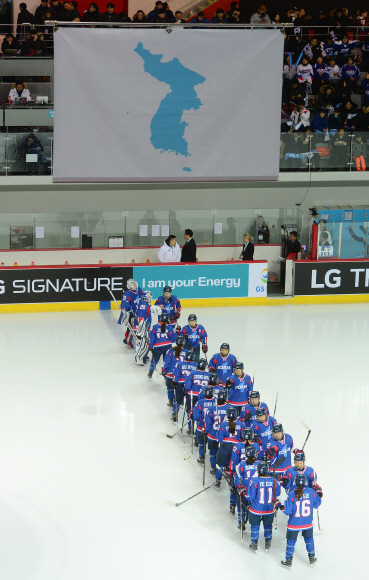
272, 455, 285, 537
184, 392, 194, 460
203, 433, 207, 487
301, 420, 311, 450
165, 482, 216, 507
314, 471, 324, 533
273, 393, 278, 418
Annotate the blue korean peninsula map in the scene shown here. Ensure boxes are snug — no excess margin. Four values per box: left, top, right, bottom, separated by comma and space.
134, 42, 206, 167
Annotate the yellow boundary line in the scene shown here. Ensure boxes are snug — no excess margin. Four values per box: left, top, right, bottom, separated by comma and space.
0, 294, 369, 313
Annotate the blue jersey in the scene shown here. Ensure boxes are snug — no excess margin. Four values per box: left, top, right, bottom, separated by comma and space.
284, 465, 316, 491
205, 403, 231, 441
217, 418, 244, 444
313, 62, 328, 81
120, 288, 143, 313
185, 369, 210, 395
135, 300, 151, 326
180, 324, 207, 349
227, 373, 253, 407
250, 416, 277, 450
230, 441, 262, 471
335, 40, 359, 57
362, 79, 369, 102
235, 459, 260, 490
284, 487, 321, 531
247, 476, 281, 515
163, 347, 187, 379
265, 433, 294, 473
239, 401, 269, 422
320, 40, 337, 58
173, 359, 198, 385
193, 396, 216, 431
149, 324, 176, 349
208, 353, 237, 383
341, 63, 360, 80
154, 295, 181, 324
198, 380, 223, 401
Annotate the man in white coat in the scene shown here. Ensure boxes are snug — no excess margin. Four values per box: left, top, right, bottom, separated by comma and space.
157, 235, 181, 262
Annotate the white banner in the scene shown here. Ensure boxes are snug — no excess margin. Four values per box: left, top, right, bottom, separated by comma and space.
54, 28, 283, 183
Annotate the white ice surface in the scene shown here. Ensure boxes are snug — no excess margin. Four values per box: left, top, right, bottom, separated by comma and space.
0, 304, 367, 580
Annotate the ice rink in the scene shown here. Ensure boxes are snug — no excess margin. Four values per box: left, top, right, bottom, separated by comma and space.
0, 303, 367, 580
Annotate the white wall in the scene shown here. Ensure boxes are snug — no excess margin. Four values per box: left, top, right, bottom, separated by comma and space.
0, 244, 281, 278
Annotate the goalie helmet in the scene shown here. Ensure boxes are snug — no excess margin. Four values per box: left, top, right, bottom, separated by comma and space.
142, 291, 152, 303
126, 279, 138, 291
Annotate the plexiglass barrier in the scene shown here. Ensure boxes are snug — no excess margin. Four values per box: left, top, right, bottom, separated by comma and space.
316, 208, 369, 259
0, 209, 299, 250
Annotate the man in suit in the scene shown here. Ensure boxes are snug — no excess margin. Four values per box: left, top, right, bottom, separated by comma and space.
181, 229, 197, 262
286, 231, 301, 257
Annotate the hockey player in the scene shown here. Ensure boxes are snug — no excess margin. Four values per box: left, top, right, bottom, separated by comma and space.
215, 407, 244, 490
162, 335, 187, 407
179, 314, 208, 361
118, 278, 143, 325
198, 372, 222, 401
148, 313, 176, 379
265, 423, 294, 475
247, 461, 281, 553
230, 426, 263, 474
226, 362, 253, 412
134, 291, 161, 365
172, 350, 197, 424
281, 474, 322, 569
205, 389, 230, 475
250, 407, 277, 451
154, 286, 181, 330
234, 446, 260, 529
280, 451, 320, 494
239, 391, 270, 423
208, 343, 237, 384
193, 385, 215, 464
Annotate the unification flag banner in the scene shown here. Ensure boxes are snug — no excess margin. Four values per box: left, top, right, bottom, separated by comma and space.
53, 28, 283, 183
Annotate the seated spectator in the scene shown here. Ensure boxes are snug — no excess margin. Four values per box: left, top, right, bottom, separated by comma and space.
311, 110, 329, 134
191, 11, 210, 24
65, 1, 81, 21
328, 108, 343, 132
341, 56, 360, 91
21, 28, 48, 55
8, 81, 31, 102
335, 78, 352, 106
326, 58, 341, 81
82, 3, 101, 23
101, 3, 121, 22
356, 103, 369, 131
174, 11, 185, 23
250, 5, 271, 25
20, 133, 45, 175
341, 100, 358, 131
352, 134, 367, 170
148, 1, 163, 21
212, 9, 228, 24
315, 85, 336, 111
17, 2, 35, 37
312, 55, 329, 91
133, 10, 148, 23
49, 0, 65, 20
296, 56, 313, 86
272, 13, 281, 25
330, 128, 350, 170
34, 0, 49, 25
362, 72, 369, 104
119, 10, 132, 22
1, 34, 20, 55
162, 3, 175, 21
153, 8, 172, 23
226, 2, 239, 19
288, 100, 310, 132
335, 34, 359, 65
303, 37, 321, 63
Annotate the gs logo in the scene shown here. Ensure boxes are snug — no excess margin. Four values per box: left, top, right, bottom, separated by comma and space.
256, 286, 265, 293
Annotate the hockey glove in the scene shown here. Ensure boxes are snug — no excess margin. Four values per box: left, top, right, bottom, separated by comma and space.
208, 366, 216, 373
175, 325, 181, 333
160, 367, 166, 377
202, 344, 208, 353
171, 381, 177, 388
293, 448, 304, 455
278, 475, 290, 488
272, 499, 281, 511
267, 447, 277, 458
225, 378, 233, 390
243, 410, 253, 423
312, 483, 323, 498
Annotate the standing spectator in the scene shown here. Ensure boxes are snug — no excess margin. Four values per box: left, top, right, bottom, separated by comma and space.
361, 72, 369, 104
356, 104, 369, 132
181, 229, 197, 262
101, 3, 121, 22
296, 55, 313, 87
148, 1, 163, 21
240, 233, 254, 260
1, 34, 20, 55
254, 215, 270, 243
133, 10, 148, 23
49, 0, 65, 20
17, 3, 35, 38
65, 2, 81, 21
341, 100, 358, 131
8, 81, 31, 102
362, 33, 369, 70
335, 34, 359, 65
352, 134, 367, 170
191, 11, 210, 24
331, 127, 350, 171
34, 0, 49, 25
312, 56, 329, 92
303, 38, 320, 63
320, 35, 338, 60
226, 2, 239, 20
157, 235, 181, 262
341, 56, 360, 91
82, 3, 101, 23
212, 9, 228, 24
329, 7, 349, 38
42, 11, 54, 53
250, 5, 271, 25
